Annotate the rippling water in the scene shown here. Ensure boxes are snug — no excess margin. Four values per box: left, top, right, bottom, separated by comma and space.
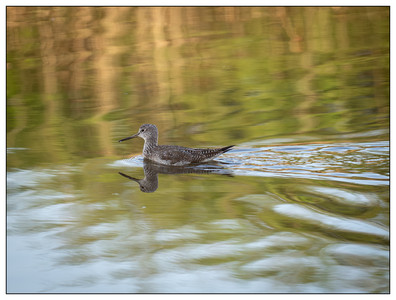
7, 139, 389, 293
7, 6, 389, 293
232, 140, 389, 185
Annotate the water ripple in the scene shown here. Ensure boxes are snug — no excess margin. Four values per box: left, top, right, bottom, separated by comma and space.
273, 203, 389, 242
226, 141, 389, 185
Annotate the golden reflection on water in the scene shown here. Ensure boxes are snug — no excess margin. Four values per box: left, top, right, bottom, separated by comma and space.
7, 7, 389, 164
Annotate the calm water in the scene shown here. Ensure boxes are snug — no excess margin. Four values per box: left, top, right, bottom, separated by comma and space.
7, 7, 389, 293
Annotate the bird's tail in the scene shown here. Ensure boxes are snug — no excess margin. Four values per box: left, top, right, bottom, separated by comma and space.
220, 145, 235, 153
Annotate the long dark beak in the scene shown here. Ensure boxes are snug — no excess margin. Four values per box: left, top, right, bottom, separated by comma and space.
118, 132, 139, 142
119, 172, 140, 183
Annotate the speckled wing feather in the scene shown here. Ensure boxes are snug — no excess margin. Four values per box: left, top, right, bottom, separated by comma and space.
156, 145, 234, 165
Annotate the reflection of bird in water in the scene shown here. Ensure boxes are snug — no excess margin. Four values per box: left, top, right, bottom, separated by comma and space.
119, 159, 233, 193
119, 124, 234, 166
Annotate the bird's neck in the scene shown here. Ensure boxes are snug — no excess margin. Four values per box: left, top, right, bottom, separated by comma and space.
143, 135, 158, 154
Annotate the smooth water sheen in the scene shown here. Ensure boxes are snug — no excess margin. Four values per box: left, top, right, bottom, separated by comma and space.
7, 7, 389, 293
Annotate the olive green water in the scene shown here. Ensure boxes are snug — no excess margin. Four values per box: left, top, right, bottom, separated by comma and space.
7, 7, 389, 293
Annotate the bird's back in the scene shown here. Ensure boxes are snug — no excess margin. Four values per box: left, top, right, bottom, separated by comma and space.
146, 145, 234, 166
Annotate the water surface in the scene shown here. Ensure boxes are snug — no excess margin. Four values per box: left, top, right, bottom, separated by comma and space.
7, 7, 389, 293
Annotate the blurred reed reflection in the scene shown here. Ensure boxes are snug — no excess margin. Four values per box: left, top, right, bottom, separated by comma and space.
7, 6, 389, 167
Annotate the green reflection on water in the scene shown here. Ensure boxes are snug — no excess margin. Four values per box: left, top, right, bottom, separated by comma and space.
7, 6, 389, 166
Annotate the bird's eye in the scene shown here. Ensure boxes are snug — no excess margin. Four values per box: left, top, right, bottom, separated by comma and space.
141, 129, 145, 132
